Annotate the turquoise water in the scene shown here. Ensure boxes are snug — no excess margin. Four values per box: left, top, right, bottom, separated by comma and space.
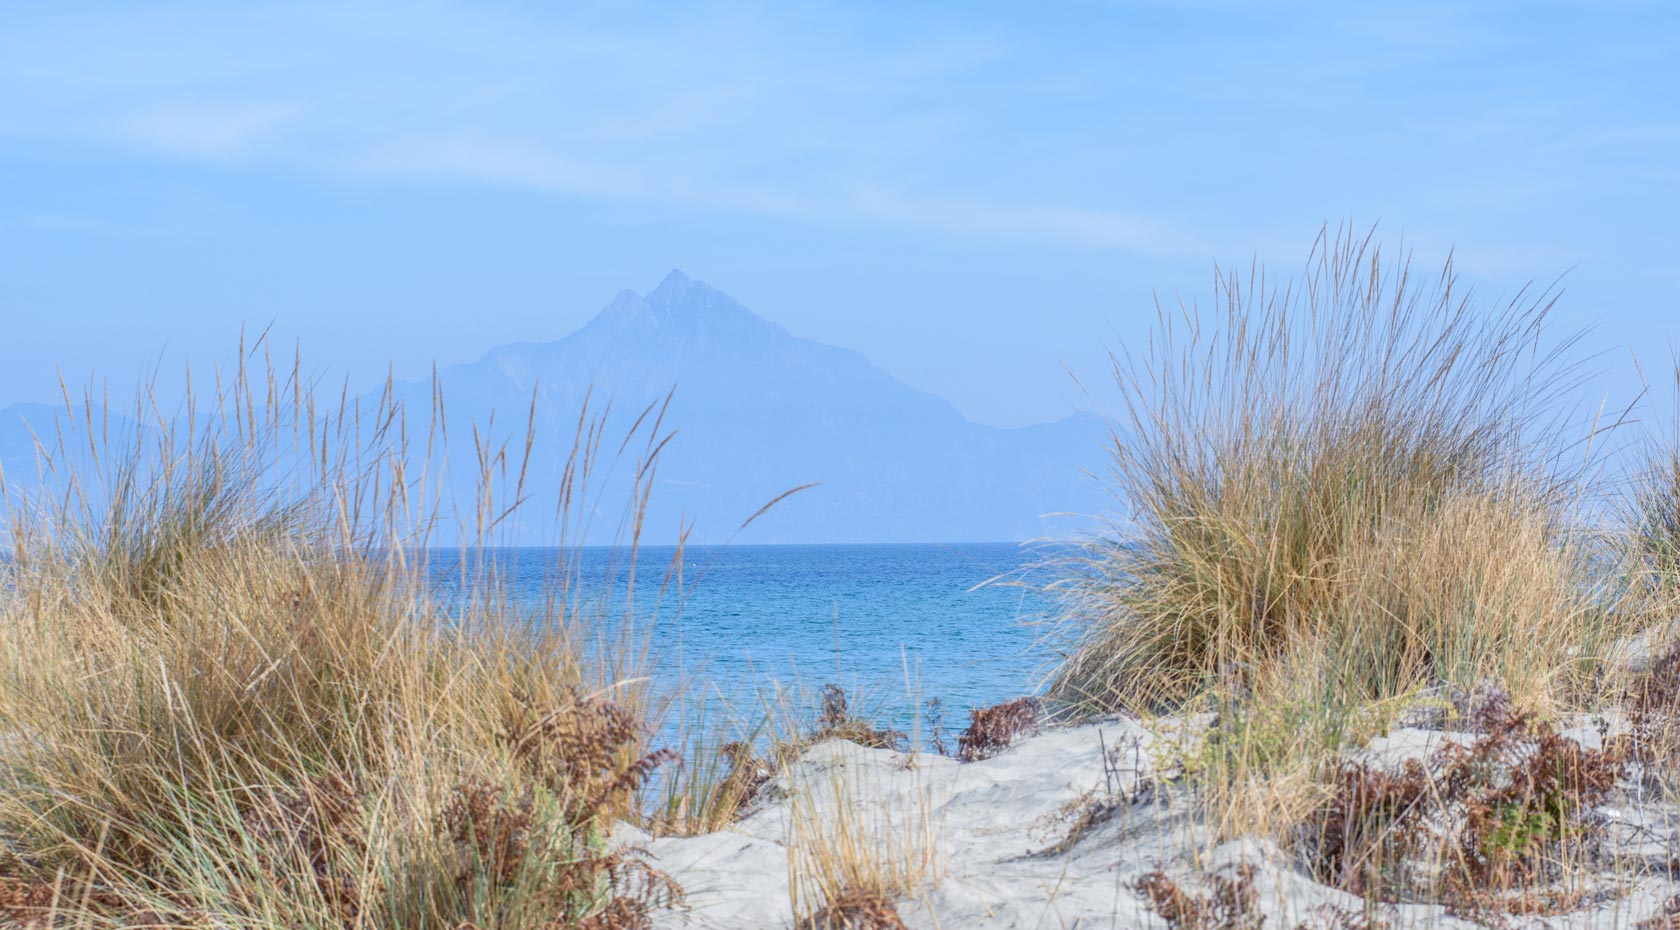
429, 543, 1055, 736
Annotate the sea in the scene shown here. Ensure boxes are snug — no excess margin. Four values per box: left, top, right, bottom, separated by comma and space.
427, 542, 1057, 741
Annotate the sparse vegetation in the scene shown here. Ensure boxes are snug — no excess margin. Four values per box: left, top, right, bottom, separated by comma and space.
1038, 728, 1153, 854
924, 697, 949, 758
1630, 364, 1680, 598
810, 684, 906, 751
1639, 895, 1680, 930
0, 349, 685, 930
714, 741, 774, 814
783, 720, 943, 930
1032, 786, 1125, 858
643, 690, 782, 838
16, 229, 1680, 928
1303, 686, 1626, 915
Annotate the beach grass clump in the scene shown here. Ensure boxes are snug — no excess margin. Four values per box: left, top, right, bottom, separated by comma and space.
1627, 364, 1680, 602
650, 737, 773, 837
773, 684, 943, 930
1600, 363, 1680, 781
0, 353, 681, 929
1048, 226, 1613, 719
1633, 442, 1680, 595
783, 742, 943, 930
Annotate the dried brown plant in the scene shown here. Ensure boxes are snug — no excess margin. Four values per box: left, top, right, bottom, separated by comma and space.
798, 886, 910, 930
1135, 865, 1266, 930
1638, 894, 1680, 930
805, 684, 903, 751
238, 771, 371, 924
956, 696, 1040, 761
710, 741, 772, 818
1031, 787, 1123, 858
502, 687, 679, 824
1305, 689, 1626, 915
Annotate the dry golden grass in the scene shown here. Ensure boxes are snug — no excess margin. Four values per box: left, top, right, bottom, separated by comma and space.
648, 698, 775, 838
11, 236, 1680, 929
0, 345, 687, 930
1038, 227, 1671, 919
1626, 362, 1680, 612
1593, 361, 1680, 797
783, 743, 943, 930
1047, 226, 1620, 722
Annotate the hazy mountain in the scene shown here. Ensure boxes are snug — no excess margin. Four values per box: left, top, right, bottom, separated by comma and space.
2, 272, 1111, 544
391, 270, 1108, 544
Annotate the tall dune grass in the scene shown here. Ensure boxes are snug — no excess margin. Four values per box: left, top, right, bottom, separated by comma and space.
1048, 227, 1619, 719
0, 346, 684, 929
1629, 363, 1680, 599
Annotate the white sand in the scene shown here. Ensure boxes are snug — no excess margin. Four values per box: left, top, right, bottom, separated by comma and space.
635, 715, 1680, 929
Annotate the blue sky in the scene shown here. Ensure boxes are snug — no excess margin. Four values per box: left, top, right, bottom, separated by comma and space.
1, 1, 1676, 427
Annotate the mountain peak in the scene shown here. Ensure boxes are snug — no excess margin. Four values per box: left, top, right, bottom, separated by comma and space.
655, 268, 692, 293
576, 271, 788, 347
648, 268, 703, 308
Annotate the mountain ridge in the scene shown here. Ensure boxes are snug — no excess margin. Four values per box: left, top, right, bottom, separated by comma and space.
394, 269, 1104, 543
2, 273, 1108, 544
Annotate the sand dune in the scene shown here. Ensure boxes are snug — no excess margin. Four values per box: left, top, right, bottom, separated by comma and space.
638, 714, 1680, 929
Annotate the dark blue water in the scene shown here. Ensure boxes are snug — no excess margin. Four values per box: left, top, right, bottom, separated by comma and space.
428, 543, 1053, 736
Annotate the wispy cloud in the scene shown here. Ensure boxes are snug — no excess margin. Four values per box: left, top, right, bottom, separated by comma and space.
1, 1, 1672, 270
108, 101, 304, 159
0, 4, 1195, 256
346, 134, 1200, 257
854, 188, 1193, 257
348, 137, 653, 201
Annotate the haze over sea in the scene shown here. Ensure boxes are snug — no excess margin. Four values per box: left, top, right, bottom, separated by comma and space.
429, 542, 1051, 733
